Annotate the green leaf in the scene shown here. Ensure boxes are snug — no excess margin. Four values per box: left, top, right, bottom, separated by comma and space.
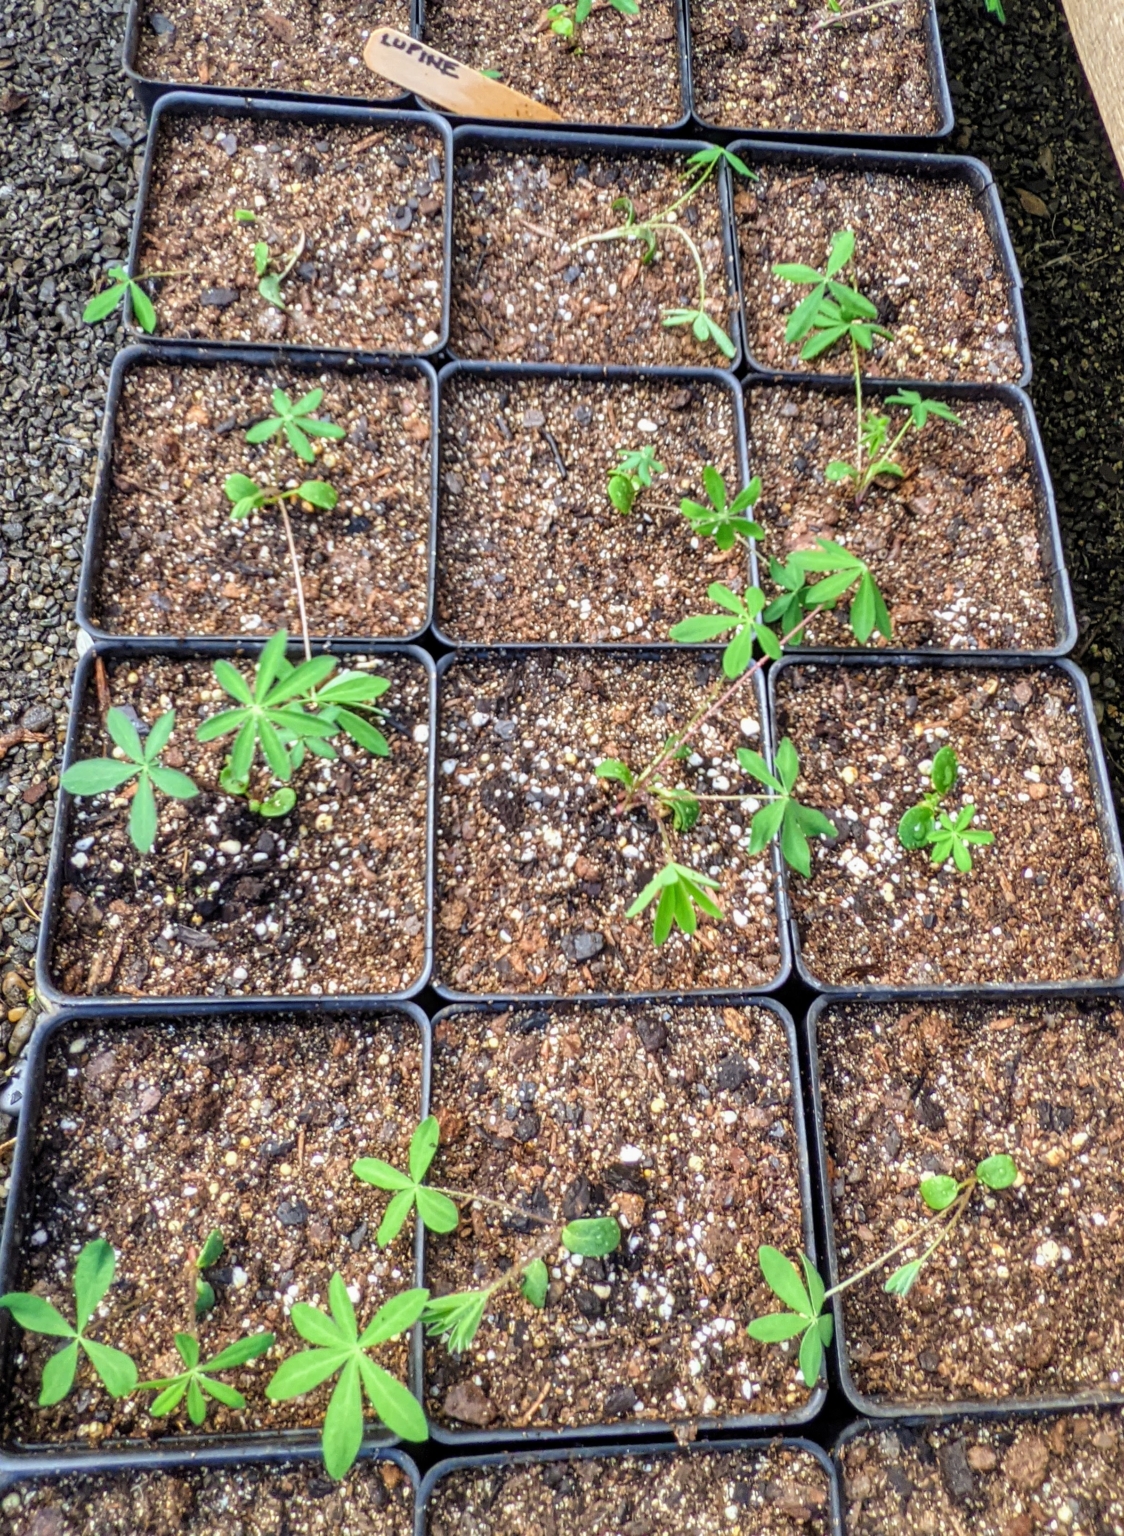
334, 708, 389, 757
722, 622, 754, 679
246, 418, 281, 445
798, 1324, 823, 1387
317, 672, 390, 705
297, 480, 338, 511
522, 1259, 549, 1309
254, 241, 270, 277
358, 1288, 430, 1348
259, 274, 285, 311
359, 1357, 427, 1442
199, 1376, 245, 1410
128, 774, 158, 853
595, 759, 634, 789
775, 738, 799, 794
898, 804, 934, 850
104, 707, 144, 764
423, 1290, 489, 1354
884, 1259, 923, 1297
61, 758, 138, 796
668, 613, 738, 644
701, 464, 727, 515
328, 1273, 358, 1343
148, 765, 199, 800
143, 709, 177, 762
415, 1187, 460, 1234
234, 209, 257, 223
801, 1255, 826, 1316
626, 863, 677, 919
130, 283, 157, 335
780, 803, 812, 877
920, 1175, 960, 1211
176, 1333, 201, 1369
149, 1376, 190, 1416
290, 1303, 347, 1349
976, 1154, 1017, 1190
206, 1332, 275, 1371
607, 474, 635, 515
377, 1187, 417, 1248
753, 622, 782, 661
850, 572, 875, 644
352, 1157, 413, 1192
738, 749, 782, 794
83, 280, 128, 324
39, 1340, 80, 1405
758, 1247, 812, 1315
266, 1347, 349, 1400
195, 1281, 216, 1317
213, 657, 255, 705
826, 230, 855, 276
747, 1312, 809, 1342
82, 1338, 138, 1397
186, 1375, 207, 1425
409, 1117, 441, 1182
930, 745, 958, 796
73, 1239, 116, 1332
748, 797, 786, 857
561, 1217, 621, 1257
652, 882, 676, 946
225, 473, 261, 506
321, 1357, 364, 1480
0, 1292, 74, 1337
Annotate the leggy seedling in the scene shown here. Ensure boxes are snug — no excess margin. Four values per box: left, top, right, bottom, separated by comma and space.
224, 473, 338, 657
235, 210, 305, 312
748, 1154, 1019, 1387
897, 744, 995, 871
607, 445, 665, 515
60, 707, 199, 854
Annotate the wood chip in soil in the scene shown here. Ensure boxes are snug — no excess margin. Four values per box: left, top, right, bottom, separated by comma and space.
423, 1003, 810, 1432
735, 168, 1023, 382
137, 116, 446, 351
134, 0, 410, 99
746, 384, 1059, 651
841, 1413, 1124, 1534
689, 0, 938, 134
2, 1014, 422, 1447
437, 372, 742, 643
49, 654, 429, 1000
435, 651, 781, 995
427, 1442, 833, 1534
776, 662, 1124, 986
0, 1460, 413, 1535
820, 998, 1124, 1408
450, 149, 734, 366
92, 360, 433, 642
421, 0, 683, 127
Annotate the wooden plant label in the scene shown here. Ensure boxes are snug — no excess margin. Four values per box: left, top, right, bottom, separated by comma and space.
363, 28, 562, 121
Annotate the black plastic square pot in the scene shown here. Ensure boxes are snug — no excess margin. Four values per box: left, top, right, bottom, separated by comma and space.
727, 141, 1031, 390
76, 343, 440, 652
420, 995, 823, 1444
431, 359, 756, 650
0, 1003, 431, 1470
36, 639, 436, 1013
769, 651, 1124, 997
742, 375, 1077, 659
125, 92, 454, 361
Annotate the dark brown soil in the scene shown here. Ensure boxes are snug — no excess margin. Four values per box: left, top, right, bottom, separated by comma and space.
2, 1013, 422, 1447
421, 0, 682, 127
449, 149, 735, 366
819, 997, 1124, 1407
49, 652, 430, 1000
689, 0, 939, 134
841, 1413, 1124, 1534
434, 651, 783, 995
735, 169, 1023, 383
91, 359, 433, 642
427, 1443, 833, 1534
422, 1002, 811, 1432
136, 115, 446, 351
775, 661, 1124, 986
0, 1459, 414, 1535
746, 384, 1059, 652
133, 0, 410, 98
436, 371, 742, 643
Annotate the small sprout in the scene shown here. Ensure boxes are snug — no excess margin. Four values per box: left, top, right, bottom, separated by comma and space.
194, 1228, 224, 1317
234, 208, 257, 223
140, 1330, 274, 1426
266, 1278, 429, 1477
60, 707, 199, 854
246, 388, 347, 465
765, 538, 892, 645
607, 446, 665, 516
897, 745, 994, 871
746, 1247, 832, 1389
626, 860, 724, 946
738, 739, 836, 878
826, 390, 961, 507
548, 0, 637, 41
774, 230, 891, 362
679, 468, 764, 551
82, 266, 160, 334
669, 582, 776, 679
223, 472, 338, 522
0, 1239, 138, 1406
353, 1116, 460, 1247
241, 227, 306, 312
481, 67, 503, 78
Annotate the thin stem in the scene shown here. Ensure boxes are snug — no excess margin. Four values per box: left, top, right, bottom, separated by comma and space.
852, 334, 864, 482
660, 162, 715, 222
810, 0, 904, 31
275, 498, 312, 662
429, 1186, 556, 1225
575, 217, 709, 313
824, 1181, 974, 1301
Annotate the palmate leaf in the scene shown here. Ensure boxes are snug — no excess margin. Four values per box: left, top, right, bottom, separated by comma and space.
626, 861, 723, 946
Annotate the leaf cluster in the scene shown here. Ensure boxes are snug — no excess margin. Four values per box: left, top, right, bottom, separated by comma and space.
224, 472, 338, 522
547, 0, 637, 37
774, 230, 892, 361
896, 744, 995, 871
607, 445, 665, 516
353, 1117, 459, 1247
826, 391, 961, 503
195, 1228, 224, 1317
82, 266, 157, 334
624, 859, 723, 946
679, 467, 764, 551
747, 1246, 832, 1389
764, 537, 891, 646
60, 707, 198, 854
140, 1330, 273, 1425
246, 388, 347, 465
739, 738, 835, 877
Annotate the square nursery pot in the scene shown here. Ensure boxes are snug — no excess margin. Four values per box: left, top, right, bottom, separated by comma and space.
121, 0, 416, 116
419, 1439, 842, 1535
448, 126, 744, 372
729, 141, 1031, 389
431, 360, 755, 648
770, 653, 1124, 995
0, 1004, 430, 1465
742, 376, 1076, 659
835, 1410, 1124, 1532
37, 640, 435, 1010
686, 0, 954, 145
77, 344, 439, 650
431, 646, 790, 1000
0, 1446, 418, 1532
412, 0, 691, 133
125, 92, 453, 358
808, 993, 1124, 1420
421, 998, 822, 1442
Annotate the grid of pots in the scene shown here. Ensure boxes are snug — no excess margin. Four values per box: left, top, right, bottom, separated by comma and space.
8, 25, 1124, 1536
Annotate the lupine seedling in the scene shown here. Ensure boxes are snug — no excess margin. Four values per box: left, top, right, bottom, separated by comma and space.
748, 1154, 1019, 1386
0, 1239, 138, 1406
60, 707, 199, 854
224, 473, 338, 522
82, 266, 170, 334
235, 212, 306, 312
607, 446, 665, 515
246, 388, 347, 465
140, 1331, 274, 1427
266, 1278, 429, 1478
194, 1228, 225, 1318
353, 1117, 460, 1246
547, 0, 638, 41
679, 467, 764, 550
897, 744, 995, 871
826, 389, 961, 506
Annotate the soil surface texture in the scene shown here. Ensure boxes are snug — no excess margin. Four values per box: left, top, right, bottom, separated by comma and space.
134, 0, 411, 99
91, 358, 433, 642
136, 116, 446, 351
746, 384, 1059, 652
819, 997, 1124, 1407
776, 661, 1124, 987
690, 0, 938, 135
436, 371, 742, 644
423, 1002, 810, 1432
841, 1413, 1124, 1534
427, 1443, 833, 1534
735, 167, 1023, 384
49, 653, 430, 1000
2, 1013, 422, 1446
423, 0, 683, 126
435, 651, 782, 995
450, 149, 735, 366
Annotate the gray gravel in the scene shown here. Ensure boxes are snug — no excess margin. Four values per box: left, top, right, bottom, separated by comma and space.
0, 0, 145, 1058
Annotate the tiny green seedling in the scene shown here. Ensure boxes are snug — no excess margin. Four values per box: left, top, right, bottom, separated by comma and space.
82, 266, 166, 334
140, 1331, 274, 1426
547, 0, 638, 40
679, 467, 764, 551
194, 1228, 225, 1318
826, 390, 961, 507
246, 388, 347, 465
0, 1239, 138, 1406
353, 1117, 460, 1247
235, 214, 306, 312
224, 473, 338, 522
60, 707, 199, 854
748, 1154, 1019, 1386
738, 739, 837, 879
897, 745, 995, 871
607, 446, 665, 515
